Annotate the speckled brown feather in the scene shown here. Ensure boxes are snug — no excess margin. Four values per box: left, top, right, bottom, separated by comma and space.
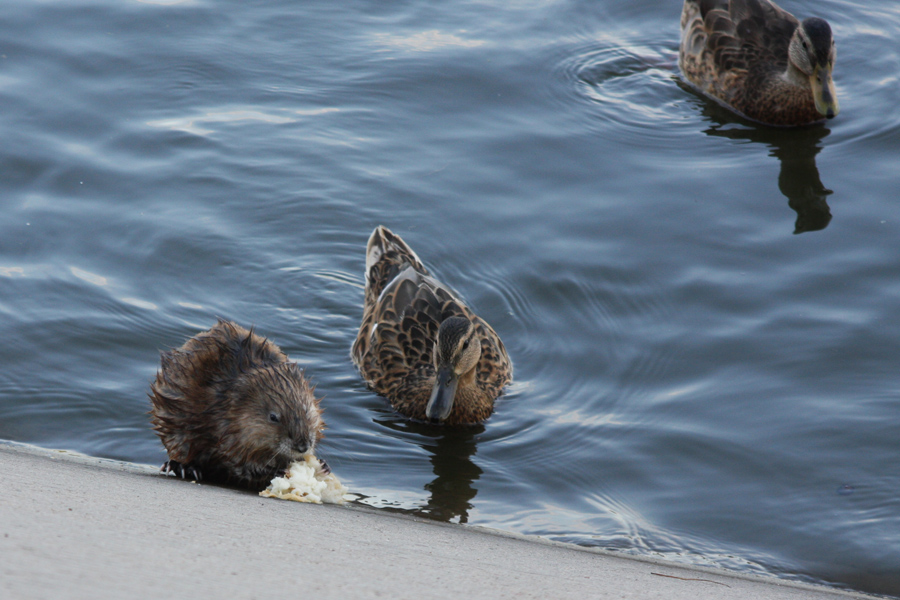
149, 319, 323, 489
680, 0, 823, 126
351, 226, 512, 424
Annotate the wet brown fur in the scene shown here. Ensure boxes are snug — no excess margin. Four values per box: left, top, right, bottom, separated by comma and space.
351, 226, 512, 424
149, 319, 323, 490
680, 0, 829, 126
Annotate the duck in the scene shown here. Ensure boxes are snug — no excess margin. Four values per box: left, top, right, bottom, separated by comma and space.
679, 0, 839, 126
351, 225, 512, 425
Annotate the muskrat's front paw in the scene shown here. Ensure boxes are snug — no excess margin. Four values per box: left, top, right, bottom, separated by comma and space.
160, 460, 177, 476
161, 460, 203, 481
318, 459, 331, 475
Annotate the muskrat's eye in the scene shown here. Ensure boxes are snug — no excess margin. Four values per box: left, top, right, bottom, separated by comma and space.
268, 412, 280, 423
462, 340, 470, 351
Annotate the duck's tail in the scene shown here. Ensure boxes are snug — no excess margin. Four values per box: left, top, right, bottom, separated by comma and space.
365, 225, 427, 285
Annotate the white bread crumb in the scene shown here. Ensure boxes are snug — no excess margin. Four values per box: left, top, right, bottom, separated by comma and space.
260, 454, 348, 505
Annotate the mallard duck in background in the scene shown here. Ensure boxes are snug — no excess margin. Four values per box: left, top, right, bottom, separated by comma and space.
351, 226, 512, 425
679, 0, 839, 126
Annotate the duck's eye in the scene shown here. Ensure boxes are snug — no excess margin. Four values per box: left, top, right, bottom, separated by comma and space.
269, 412, 280, 423
462, 340, 470, 351
801, 40, 808, 50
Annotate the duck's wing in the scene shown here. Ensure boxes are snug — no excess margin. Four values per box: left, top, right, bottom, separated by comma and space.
473, 317, 513, 390
363, 225, 428, 307
371, 266, 513, 397
685, 0, 796, 75
720, 0, 798, 72
681, 0, 738, 75
355, 226, 430, 369
729, 0, 797, 64
359, 265, 468, 384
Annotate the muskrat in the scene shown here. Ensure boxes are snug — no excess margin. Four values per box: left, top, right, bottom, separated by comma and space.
149, 319, 324, 490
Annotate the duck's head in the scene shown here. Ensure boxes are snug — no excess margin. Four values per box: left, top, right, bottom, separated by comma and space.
426, 316, 481, 422
789, 18, 839, 119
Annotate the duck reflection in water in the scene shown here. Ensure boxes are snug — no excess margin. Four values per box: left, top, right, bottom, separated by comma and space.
696, 97, 834, 233
376, 417, 483, 524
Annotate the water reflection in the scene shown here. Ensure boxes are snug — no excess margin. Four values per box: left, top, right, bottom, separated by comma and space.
698, 100, 834, 234
375, 418, 484, 523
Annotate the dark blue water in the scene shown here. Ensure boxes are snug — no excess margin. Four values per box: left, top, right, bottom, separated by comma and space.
1, 0, 898, 595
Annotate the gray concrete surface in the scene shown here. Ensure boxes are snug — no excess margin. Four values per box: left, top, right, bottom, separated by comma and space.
0, 442, 877, 600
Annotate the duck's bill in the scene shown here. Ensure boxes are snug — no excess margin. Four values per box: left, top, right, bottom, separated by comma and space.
811, 65, 839, 119
426, 366, 458, 422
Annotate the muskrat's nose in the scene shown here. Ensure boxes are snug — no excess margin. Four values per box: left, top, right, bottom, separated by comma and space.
295, 441, 309, 454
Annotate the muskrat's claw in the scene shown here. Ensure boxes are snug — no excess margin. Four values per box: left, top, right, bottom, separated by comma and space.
318, 459, 331, 475
160, 460, 202, 481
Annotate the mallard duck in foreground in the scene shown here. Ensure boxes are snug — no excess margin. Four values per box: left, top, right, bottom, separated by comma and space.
679, 0, 839, 126
351, 226, 512, 424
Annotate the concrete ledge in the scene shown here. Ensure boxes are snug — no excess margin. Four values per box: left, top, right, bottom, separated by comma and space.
0, 441, 878, 600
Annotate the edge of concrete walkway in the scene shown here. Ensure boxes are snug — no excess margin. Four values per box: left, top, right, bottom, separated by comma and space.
0, 441, 885, 600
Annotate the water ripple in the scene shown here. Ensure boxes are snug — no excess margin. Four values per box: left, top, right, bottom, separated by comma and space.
1, 0, 899, 595
554, 31, 687, 139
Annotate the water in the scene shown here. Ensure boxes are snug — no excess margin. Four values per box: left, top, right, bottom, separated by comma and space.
1, 0, 898, 595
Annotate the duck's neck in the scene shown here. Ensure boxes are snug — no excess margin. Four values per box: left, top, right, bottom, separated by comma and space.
459, 366, 478, 389
783, 61, 810, 89
448, 370, 492, 423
